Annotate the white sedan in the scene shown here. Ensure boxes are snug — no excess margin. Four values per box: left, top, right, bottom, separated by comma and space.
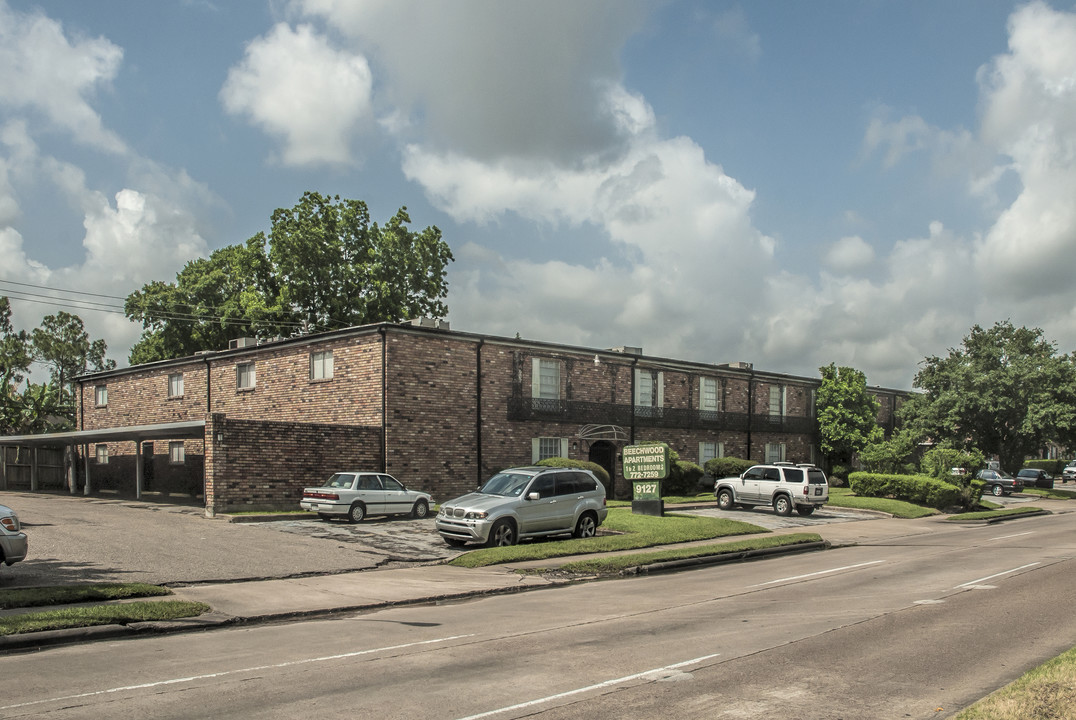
301, 472, 431, 523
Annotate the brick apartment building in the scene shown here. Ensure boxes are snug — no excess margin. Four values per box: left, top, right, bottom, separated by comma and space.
1, 320, 904, 514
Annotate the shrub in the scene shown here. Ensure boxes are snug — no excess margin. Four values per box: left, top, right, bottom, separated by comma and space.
1024, 459, 1065, 475
848, 471, 962, 510
830, 465, 850, 484
704, 457, 755, 479
664, 460, 704, 496
921, 447, 986, 480
535, 457, 611, 487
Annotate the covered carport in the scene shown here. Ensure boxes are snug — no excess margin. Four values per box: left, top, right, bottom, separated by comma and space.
0, 420, 206, 501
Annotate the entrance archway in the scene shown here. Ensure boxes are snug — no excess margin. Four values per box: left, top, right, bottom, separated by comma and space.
588, 440, 617, 499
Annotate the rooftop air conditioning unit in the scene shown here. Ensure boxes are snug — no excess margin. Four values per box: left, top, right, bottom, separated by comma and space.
608, 346, 643, 356
228, 337, 257, 349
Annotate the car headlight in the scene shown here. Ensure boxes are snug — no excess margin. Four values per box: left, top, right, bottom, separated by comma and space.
464, 511, 488, 520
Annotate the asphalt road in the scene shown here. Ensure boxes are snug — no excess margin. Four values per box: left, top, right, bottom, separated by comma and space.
3, 510, 1074, 719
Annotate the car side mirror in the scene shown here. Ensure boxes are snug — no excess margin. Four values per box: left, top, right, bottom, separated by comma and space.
527, 492, 540, 501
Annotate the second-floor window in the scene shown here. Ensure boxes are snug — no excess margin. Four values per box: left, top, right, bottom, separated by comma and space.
236, 362, 256, 390
635, 369, 664, 408
700, 377, 721, 412
769, 385, 786, 417
168, 373, 184, 398
531, 358, 560, 399
94, 385, 107, 407
310, 350, 334, 380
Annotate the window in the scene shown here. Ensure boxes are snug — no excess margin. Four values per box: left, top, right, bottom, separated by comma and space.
765, 442, 786, 464
634, 369, 664, 408
699, 441, 724, 465
310, 350, 333, 380
168, 373, 184, 398
768, 386, 786, 416
700, 377, 721, 412
236, 362, 256, 390
95, 444, 109, 464
169, 441, 185, 465
532, 437, 568, 462
531, 358, 560, 399
94, 385, 107, 407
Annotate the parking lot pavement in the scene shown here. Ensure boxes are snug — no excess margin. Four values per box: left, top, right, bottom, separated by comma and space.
0, 492, 450, 589
681, 505, 881, 531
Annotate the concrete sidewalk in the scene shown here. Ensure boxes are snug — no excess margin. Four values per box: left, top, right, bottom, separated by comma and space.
1, 499, 1067, 653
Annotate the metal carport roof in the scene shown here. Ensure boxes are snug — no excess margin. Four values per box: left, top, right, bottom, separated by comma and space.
0, 420, 206, 447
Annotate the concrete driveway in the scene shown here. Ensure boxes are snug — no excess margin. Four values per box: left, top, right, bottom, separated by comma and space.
0, 492, 453, 589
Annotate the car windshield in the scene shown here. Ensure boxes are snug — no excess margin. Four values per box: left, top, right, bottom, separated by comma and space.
479, 472, 534, 497
322, 473, 355, 489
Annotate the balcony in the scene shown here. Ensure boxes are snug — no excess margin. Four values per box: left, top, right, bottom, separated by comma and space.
507, 395, 817, 438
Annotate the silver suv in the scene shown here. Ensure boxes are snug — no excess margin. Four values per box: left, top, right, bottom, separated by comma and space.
436, 467, 608, 547
715, 462, 829, 516
0, 504, 28, 568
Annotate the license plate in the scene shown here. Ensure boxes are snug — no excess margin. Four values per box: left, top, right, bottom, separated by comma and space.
814, 488, 823, 496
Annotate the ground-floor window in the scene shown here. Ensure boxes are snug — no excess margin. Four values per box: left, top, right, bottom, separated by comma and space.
699, 441, 724, 465
765, 442, 786, 464
95, 444, 109, 464
532, 437, 568, 462
169, 441, 185, 465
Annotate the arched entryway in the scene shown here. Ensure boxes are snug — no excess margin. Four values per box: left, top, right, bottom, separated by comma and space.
588, 440, 617, 499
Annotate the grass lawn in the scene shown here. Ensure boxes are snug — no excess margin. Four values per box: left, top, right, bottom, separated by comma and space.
1022, 487, 1075, 500
954, 645, 1076, 719
0, 583, 171, 610
447, 508, 768, 568
0, 601, 211, 636
946, 506, 1044, 522
826, 487, 939, 518
557, 533, 823, 575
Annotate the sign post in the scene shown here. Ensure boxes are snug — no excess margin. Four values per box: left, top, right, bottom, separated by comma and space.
623, 444, 669, 517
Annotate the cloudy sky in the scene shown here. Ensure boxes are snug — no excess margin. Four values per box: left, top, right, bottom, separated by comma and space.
2, 0, 1075, 390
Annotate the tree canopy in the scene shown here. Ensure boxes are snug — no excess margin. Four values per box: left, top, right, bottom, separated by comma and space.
901, 321, 1076, 473
125, 192, 454, 363
815, 363, 882, 468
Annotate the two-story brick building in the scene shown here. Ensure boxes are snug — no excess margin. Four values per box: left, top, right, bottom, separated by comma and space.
1, 320, 904, 514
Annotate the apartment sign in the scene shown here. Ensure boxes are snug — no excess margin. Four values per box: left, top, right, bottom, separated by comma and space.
622, 444, 669, 481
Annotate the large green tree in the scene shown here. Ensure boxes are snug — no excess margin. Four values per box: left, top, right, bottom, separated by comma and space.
0, 296, 33, 433
125, 192, 454, 363
902, 321, 1076, 473
816, 363, 882, 469
30, 311, 116, 413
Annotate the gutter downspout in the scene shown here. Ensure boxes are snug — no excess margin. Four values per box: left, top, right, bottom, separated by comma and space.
379, 326, 388, 474
203, 354, 212, 413
476, 339, 484, 487
203, 353, 212, 515
630, 356, 638, 445
746, 366, 755, 461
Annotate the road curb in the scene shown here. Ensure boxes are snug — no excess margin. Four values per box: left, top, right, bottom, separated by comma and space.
621, 540, 831, 575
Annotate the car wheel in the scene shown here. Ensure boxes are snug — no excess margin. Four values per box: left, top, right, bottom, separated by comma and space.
717, 489, 736, 510
796, 506, 815, 516
443, 537, 467, 548
573, 512, 598, 539
486, 519, 516, 547
347, 503, 366, 523
773, 495, 792, 517
411, 499, 429, 519
991, 484, 1004, 497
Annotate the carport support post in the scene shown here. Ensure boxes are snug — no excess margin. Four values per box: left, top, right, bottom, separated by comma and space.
1, 445, 6, 490
66, 444, 76, 494
30, 446, 38, 491
135, 439, 143, 500
83, 443, 92, 495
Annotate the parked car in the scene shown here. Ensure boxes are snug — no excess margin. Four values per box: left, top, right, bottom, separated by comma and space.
1062, 461, 1076, 483
436, 466, 607, 548
714, 462, 829, 516
0, 504, 28, 568
300, 472, 431, 523
976, 469, 1023, 496
1016, 468, 1054, 490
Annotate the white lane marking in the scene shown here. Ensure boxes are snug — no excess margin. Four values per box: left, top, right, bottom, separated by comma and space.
453, 653, 721, 720
747, 560, 885, 588
955, 562, 1041, 589
0, 634, 475, 712
989, 531, 1034, 541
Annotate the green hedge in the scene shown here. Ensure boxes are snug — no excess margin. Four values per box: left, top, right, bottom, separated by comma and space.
848, 471, 963, 510
664, 460, 704, 496
704, 457, 755, 479
535, 457, 611, 487
1024, 459, 1065, 475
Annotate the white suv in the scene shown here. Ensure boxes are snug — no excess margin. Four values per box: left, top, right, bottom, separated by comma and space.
715, 463, 829, 516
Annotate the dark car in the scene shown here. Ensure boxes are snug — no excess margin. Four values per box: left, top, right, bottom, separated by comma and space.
1016, 468, 1054, 490
976, 469, 1023, 496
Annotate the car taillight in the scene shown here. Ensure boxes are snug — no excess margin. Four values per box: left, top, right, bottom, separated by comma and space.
803, 486, 809, 495
303, 492, 339, 501
1, 516, 17, 531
